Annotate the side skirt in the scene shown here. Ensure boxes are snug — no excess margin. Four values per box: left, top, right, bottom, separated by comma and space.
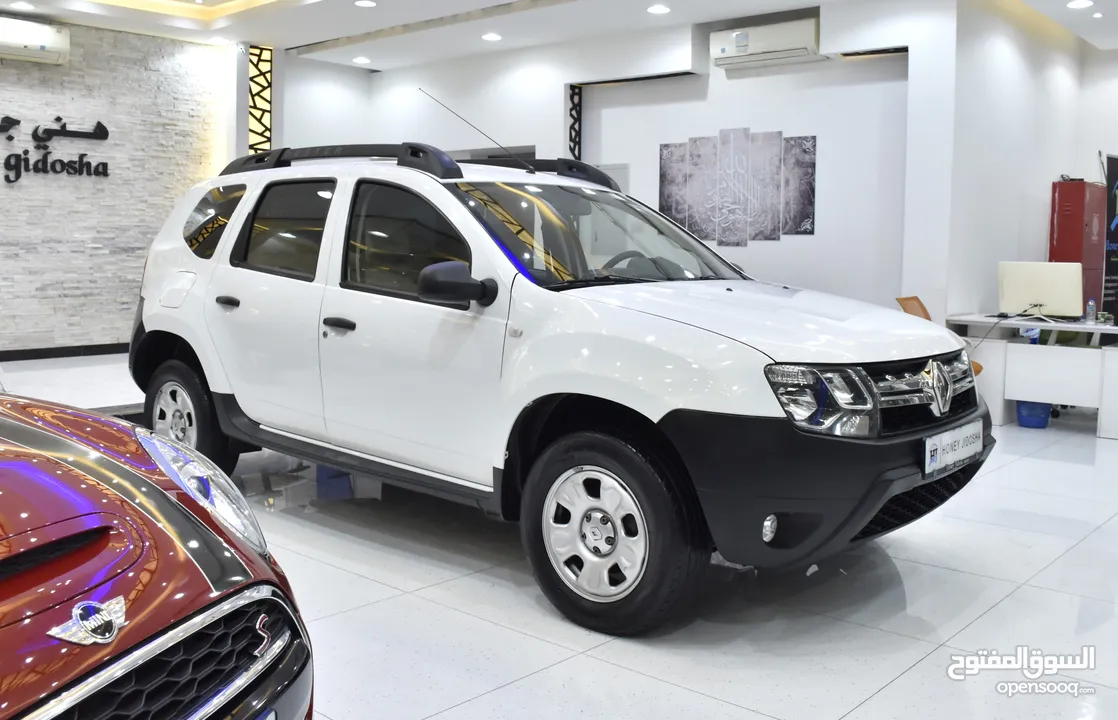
212, 394, 505, 517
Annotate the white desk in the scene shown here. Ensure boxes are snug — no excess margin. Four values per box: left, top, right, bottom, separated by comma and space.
947, 314, 1118, 439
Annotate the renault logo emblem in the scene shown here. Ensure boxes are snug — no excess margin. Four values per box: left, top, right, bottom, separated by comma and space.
47, 596, 127, 645
922, 360, 953, 417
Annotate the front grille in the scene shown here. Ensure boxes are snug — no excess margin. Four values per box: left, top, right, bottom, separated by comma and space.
863, 351, 979, 437
851, 469, 974, 541
0, 529, 106, 584
52, 600, 291, 720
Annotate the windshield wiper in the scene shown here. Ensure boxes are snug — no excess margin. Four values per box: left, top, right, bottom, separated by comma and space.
549, 276, 656, 291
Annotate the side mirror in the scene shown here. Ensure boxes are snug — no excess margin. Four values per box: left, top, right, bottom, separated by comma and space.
417, 261, 498, 307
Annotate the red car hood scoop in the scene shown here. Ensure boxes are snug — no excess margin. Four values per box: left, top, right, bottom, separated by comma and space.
0, 512, 144, 629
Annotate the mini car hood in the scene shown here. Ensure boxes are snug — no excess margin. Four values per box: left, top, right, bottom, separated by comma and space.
0, 396, 290, 719
566, 280, 964, 364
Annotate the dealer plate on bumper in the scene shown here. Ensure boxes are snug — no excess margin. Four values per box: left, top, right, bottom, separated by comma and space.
924, 420, 983, 476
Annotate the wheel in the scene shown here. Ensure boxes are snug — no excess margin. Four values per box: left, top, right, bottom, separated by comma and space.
521, 431, 710, 636
145, 359, 239, 474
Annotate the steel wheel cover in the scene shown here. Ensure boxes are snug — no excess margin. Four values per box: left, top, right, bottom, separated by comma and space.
541, 465, 649, 603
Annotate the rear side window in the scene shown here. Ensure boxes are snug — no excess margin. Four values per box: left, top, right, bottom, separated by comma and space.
237, 180, 336, 280
344, 182, 470, 298
183, 185, 246, 259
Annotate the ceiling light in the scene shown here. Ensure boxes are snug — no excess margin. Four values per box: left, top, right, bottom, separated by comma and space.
647, 4, 671, 13
1067, 0, 1094, 9
482, 33, 502, 42
9, 1, 35, 9
352, 56, 371, 64
354, 0, 376, 6
1095, 11, 1103, 17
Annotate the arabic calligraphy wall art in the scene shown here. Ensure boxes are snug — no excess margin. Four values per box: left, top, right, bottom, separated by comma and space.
658, 127, 817, 246
2, 115, 110, 184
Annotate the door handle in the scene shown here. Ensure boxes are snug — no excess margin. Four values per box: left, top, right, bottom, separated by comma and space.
323, 317, 357, 331
215, 296, 241, 308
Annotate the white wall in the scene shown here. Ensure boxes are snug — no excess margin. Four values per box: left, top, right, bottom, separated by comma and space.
282, 55, 373, 147
0, 25, 236, 351
822, 0, 960, 321
583, 57, 910, 307
1077, 46, 1118, 184
946, 0, 1081, 315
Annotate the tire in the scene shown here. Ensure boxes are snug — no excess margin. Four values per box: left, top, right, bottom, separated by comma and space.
145, 359, 239, 475
521, 431, 710, 636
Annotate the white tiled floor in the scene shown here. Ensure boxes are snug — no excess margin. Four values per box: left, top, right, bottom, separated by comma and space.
6, 361, 1116, 719
234, 418, 1118, 720
0, 353, 142, 410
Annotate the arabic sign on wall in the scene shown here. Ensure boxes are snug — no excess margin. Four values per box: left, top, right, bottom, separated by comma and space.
2, 114, 110, 184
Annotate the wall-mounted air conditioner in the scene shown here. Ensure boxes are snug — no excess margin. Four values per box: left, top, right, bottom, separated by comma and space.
710, 18, 825, 70
0, 17, 70, 65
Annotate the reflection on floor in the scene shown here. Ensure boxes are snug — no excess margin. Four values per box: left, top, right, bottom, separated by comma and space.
229, 413, 1118, 720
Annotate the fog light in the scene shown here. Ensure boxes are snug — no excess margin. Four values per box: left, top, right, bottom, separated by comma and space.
762, 514, 778, 543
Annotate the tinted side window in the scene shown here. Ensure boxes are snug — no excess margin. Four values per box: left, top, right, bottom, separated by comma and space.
241, 180, 336, 279
344, 182, 470, 297
183, 185, 246, 259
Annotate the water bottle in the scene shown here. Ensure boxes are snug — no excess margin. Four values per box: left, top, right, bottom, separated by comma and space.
1087, 298, 1097, 324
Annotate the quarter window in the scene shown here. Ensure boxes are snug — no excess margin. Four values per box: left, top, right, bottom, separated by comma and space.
183, 185, 246, 259
239, 180, 336, 279
344, 182, 471, 297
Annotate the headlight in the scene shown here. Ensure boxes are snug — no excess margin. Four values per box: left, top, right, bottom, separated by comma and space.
136, 429, 267, 555
764, 364, 877, 437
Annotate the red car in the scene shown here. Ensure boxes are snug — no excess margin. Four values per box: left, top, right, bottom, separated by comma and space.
0, 394, 312, 720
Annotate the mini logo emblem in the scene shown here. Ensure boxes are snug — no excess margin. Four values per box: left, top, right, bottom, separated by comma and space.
47, 597, 127, 645
923, 360, 954, 418
252, 614, 271, 657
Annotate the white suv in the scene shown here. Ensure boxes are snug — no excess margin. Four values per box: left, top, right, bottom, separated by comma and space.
131, 143, 994, 635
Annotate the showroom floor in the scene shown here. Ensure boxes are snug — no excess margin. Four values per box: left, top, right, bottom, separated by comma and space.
3, 356, 1116, 719
243, 419, 1118, 720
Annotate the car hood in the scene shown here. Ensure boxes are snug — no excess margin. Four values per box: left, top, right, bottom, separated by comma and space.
566, 280, 964, 364
0, 395, 285, 719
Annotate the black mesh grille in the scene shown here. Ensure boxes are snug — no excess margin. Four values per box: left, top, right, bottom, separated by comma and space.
0, 528, 106, 584
852, 469, 973, 541
879, 387, 979, 437
51, 600, 290, 720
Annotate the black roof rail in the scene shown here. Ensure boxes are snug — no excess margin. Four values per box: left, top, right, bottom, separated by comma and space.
218, 142, 464, 180
457, 158, 621, 192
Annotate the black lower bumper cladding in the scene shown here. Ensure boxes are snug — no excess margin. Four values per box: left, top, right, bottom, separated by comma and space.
658, 399, 994, 570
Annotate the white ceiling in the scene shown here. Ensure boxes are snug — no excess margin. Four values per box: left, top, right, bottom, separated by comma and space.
297, 0, 841, 71
2, 0, 837, 61
1020, 0, 1118, 49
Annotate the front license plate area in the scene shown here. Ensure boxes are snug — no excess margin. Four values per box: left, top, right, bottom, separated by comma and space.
924, 420, 983, 477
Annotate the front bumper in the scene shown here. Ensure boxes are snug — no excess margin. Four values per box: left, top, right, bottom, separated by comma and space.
658, 398, 994, 570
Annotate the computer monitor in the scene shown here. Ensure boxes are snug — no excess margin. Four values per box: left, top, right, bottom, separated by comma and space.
998, 262, 1084, 318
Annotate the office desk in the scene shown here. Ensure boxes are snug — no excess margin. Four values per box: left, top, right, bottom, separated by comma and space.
947, 314, 1118, 439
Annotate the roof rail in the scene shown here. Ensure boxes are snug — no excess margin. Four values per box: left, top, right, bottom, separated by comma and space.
218, 144, 620, 191
218, 143, 464, 179
458, 158, 621, 192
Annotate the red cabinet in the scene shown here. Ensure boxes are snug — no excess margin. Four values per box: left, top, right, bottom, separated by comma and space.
1050, 180, 1107, 309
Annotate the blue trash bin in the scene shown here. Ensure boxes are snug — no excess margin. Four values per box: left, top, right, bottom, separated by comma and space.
1017, 401, 1052, 429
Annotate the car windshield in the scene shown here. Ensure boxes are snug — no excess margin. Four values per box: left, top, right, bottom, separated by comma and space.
451, 181, 745, 288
